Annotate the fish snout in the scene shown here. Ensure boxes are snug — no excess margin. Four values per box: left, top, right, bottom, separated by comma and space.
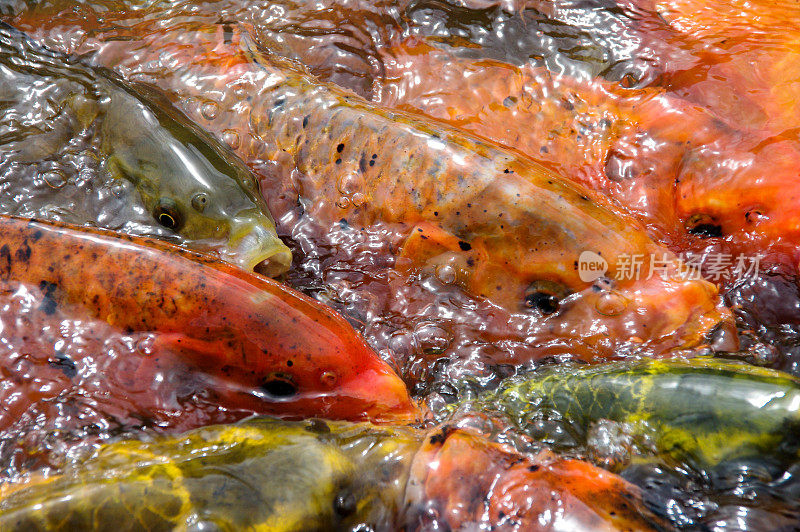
331, 367, 420, 423
549, 271, 736, 359
226, 219, 292, 277
706, 319, 740, 353
596, 272, 736, 354
253, 248, 293, 278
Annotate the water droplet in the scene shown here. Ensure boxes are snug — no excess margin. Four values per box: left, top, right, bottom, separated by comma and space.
320, 371, 338, 387
748, 342, 779, 365
231, 81, 252, 98
110, 182, 127, 198
595, 291, 628, 316
709, 321, 739, 352
336, 173, 359, 196
41, 170, 67, 189
425, 392, 448, 416
350, 192, 366, 207
221, 129, 240, 150
435, 264, 456, 285
191, 193, 209, 212
135, 337, 155, 356
413, 323, 453, 355
389, 332, 414, 360
604, 149, 637, 181
200, 100, 219, 120
379, 348, 398, 366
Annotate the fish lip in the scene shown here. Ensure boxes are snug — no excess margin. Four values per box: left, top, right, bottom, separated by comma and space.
253, 249, 293, 277
337, 368, 420, 423
565, 274, 735, 355
226, 221, 293, 276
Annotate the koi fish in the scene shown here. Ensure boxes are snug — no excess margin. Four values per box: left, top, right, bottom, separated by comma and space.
14, 20, 734, 361
0, 417, 422, 531
0, 214, 416, 423
404, 426, 670, 531
376, 38, 800, 264
473, 357, 800, 467
0, 21, 292, 276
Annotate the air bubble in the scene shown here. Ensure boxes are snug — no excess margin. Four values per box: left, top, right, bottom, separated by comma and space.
336, 173, 360, 196
350, 192, 366, 207
135, 337, 155, 356
110, 181, 127, 198
435, 264, 456, 285
41, 170, 67, 189
200, 100, 220, 120
413, 323, 453, 355
595, 291, 628, 316
320, 371, 338, 387
221, 129, 240, 150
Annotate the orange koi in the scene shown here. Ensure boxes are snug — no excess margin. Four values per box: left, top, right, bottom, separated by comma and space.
377, 38, 800, 269
0, 214, 417, 423
404, 427, 669, 531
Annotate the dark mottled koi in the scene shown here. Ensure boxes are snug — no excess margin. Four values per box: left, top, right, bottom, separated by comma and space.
0, 417, 422, 531
0, 418, 668, 531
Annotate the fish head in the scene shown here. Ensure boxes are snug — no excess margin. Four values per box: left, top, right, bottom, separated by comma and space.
541, 270, 736, 358
477, 227, 735, 360
279, 418, 422, 530
676, 138, 800, 257
181, 419, 420, 530
404, 427, 666, 530
102, 82, 292, 276
403, 166, 735, 361
155, 271, 419, 423
240, 314, 420, 423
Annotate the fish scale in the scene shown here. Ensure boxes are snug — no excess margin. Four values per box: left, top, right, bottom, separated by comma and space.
475, 357, 800, 467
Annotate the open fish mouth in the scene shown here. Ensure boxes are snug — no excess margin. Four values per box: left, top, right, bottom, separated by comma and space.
610, 275, 736, 354
226, 222, 293, 277
252, 248, 293, 277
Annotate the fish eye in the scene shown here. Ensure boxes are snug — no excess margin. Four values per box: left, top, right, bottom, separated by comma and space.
333, 491, 357, 517
260, 373, 297, 398
154, 199, 184, 231
191, 193, 209, 212
524, 280, 571, 315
